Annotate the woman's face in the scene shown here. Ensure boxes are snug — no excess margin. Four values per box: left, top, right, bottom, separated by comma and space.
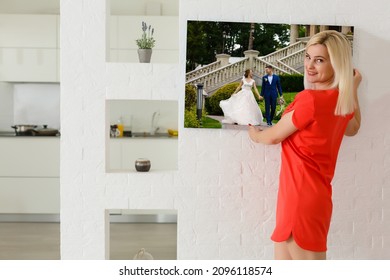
304, 44, 335, 90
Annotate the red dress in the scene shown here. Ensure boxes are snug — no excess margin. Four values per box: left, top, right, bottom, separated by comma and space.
271, 89, 354, 252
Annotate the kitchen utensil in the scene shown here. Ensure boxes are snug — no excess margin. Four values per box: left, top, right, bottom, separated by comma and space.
11, 125, 37, 135
31, 125, 59, 136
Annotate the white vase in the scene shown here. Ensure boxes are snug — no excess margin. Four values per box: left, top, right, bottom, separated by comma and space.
137, 49, 152, 63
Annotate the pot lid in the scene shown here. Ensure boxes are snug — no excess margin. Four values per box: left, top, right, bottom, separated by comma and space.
35, 125, 58, 131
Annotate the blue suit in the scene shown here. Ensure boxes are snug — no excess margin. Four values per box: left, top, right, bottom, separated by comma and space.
260, 74, 283, 124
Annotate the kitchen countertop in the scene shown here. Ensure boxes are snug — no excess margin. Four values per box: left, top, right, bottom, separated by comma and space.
0, 131, 60, 137
0, 131, 16, 137
110, 132, 177, 139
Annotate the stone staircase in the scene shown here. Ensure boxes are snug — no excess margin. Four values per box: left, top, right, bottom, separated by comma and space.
186, 41, 307, 95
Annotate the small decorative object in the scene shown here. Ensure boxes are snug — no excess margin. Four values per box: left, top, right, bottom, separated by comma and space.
136, 21, 156, 63
110, 125, 120, 137
133, 248, 154, 260
276, 97, 286, 117
135, 158, 151, 172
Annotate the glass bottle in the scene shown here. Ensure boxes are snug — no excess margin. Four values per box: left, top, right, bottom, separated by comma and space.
117, 117, 124, 137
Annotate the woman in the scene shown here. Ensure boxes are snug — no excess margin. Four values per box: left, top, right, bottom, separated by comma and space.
248, 30, 362, 260
220, 69, 264, 125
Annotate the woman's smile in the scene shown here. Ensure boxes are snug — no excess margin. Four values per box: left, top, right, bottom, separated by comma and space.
305, 44, 335, 89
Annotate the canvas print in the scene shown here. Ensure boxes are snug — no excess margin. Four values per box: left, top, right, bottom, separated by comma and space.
184, 21, 354, 129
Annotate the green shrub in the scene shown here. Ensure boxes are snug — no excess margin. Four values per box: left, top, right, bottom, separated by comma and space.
279, 74, 304, 92
185, 84, 197, 110
184, 106, 201, 128
205, 82, 240, 115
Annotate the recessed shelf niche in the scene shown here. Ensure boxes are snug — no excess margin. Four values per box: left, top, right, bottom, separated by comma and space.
107, 0, 179, 63
109, 209, 177, 260
106, 99, 178, 172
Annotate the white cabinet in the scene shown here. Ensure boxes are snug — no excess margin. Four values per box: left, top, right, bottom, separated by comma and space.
0, 14, 59, 82
0, 138, 59, 177
0, 48, 58, 82
108, 138, 178, 171
0, 138, 60, 214
0, 177, 59, 214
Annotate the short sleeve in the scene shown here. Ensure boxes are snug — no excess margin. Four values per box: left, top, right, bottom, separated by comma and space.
284, 91, 315, 130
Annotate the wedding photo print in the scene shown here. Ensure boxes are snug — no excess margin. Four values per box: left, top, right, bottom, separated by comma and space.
184, 21, 354, 129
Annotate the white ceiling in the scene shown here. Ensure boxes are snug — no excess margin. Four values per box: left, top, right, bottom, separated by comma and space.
0, 0, 178, 15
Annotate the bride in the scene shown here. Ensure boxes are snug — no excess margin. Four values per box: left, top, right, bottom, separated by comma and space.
219, 69, 265, 125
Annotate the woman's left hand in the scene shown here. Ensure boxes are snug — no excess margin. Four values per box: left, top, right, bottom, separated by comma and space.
248, 125, 261, 142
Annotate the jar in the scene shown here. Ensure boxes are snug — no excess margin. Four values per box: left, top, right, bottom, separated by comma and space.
135, 158, 151, 172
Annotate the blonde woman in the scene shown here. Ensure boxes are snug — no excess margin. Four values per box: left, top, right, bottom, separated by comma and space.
248, 30, 362, 259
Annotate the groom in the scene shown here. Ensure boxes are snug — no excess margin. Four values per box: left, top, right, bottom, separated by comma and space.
260, 65, 283, 126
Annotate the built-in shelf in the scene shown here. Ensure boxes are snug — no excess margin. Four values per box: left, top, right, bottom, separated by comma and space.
107, 0, 179, 64
106, 99, 178, 172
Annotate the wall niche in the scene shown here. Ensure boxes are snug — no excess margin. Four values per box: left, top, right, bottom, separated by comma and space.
107, 0, 179, 63
109, 209, 177, 260
106, 99, 178, 172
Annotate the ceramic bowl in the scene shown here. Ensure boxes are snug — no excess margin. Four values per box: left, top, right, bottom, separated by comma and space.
135, 158, 151, 172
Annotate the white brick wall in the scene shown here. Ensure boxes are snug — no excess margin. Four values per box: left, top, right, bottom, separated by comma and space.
61, 0, 390, 259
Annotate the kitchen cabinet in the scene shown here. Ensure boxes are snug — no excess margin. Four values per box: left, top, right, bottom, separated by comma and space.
0, 48, 58, 82
0, 138, 59, 177
0, 14, 59, 82
108, 138, 178, 171
0, 177, 59, 214
0, 137, 59, 214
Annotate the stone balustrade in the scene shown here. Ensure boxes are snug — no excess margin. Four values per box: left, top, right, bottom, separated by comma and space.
186, 58, 248, 95
279, 49, 306, 74
186, 60, 222, 82
261, 41, 307, 63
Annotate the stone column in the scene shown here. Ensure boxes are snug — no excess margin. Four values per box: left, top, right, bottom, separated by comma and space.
309, 25, 317, 36
244, 50, 260, 70
342, 26, 352, 34
215, 54, 231, 67
290, 24, 299, 44
320, 25, 329, 32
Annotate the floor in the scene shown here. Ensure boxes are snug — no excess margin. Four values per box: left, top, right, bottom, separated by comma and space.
0, 222, 177, 260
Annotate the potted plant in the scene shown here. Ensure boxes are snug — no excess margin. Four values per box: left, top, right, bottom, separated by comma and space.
136, 21, 156, 63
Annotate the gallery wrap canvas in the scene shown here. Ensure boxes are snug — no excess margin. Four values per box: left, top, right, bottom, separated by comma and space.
184, 21, 354, 129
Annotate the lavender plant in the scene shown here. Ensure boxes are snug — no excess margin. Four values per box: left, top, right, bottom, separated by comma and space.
135, 21, 156, 49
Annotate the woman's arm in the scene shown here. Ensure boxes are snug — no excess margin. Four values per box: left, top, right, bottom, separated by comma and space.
344, 69, 362, 136
233, 80, 243, 94
252, 81, 263, 100
248, 111, 298, 145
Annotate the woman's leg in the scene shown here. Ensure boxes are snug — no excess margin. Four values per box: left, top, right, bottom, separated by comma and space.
285, 236, 326, 260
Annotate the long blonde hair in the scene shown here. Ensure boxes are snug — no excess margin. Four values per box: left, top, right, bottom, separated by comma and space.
304, 30, 354, 116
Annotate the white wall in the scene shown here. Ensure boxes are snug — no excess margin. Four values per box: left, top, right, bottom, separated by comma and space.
61, 0, 390, 260
0, 82, 13, 131
13, 83, 60, 129
0, 83, 60, 131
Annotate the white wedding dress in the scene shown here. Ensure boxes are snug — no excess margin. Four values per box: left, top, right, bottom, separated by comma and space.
219, 78, 264, 125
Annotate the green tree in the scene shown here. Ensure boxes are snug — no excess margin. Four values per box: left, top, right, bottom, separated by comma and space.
186, 21, 291, 72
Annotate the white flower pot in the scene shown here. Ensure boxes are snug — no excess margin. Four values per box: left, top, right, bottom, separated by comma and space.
137, 49, 152, 63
